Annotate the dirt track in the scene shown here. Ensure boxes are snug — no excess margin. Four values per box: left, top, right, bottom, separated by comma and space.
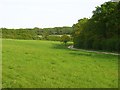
68, 45, 120, 56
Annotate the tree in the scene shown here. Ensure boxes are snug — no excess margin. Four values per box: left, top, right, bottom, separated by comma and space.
61, 35, 71, 45
72, 1, 119, 52
42, 32, 49, 40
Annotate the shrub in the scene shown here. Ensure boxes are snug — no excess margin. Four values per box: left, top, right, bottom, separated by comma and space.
61, 35, 71, 45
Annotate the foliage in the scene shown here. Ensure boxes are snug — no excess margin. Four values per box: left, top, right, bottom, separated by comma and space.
47, 35, 61, 41
73, 1, 120, 52
60, 35, 71, 45
2, 27, 73, 40
41, 32, 49, 40
2, 28, 37, 40
33, 26, 73, 35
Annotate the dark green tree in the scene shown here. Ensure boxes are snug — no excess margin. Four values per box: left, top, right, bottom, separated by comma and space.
61, 35, 71, 45
72, 1, 119, 52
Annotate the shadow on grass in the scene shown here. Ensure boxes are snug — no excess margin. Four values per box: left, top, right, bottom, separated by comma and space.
69, 52, 93, 56
51, 42, 72, 50
69, 51, 118, 60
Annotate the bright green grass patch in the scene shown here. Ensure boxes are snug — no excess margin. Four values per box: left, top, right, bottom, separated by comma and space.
2, 39, 118, 88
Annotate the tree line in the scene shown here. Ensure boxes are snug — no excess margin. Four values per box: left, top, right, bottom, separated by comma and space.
1, 27, 72, 41
72, 1, 120, 52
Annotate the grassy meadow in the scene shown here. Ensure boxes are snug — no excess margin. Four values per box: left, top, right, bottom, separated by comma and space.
2, 39, 118, 88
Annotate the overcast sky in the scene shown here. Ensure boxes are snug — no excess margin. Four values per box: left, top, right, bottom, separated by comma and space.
0, 0, 111, 28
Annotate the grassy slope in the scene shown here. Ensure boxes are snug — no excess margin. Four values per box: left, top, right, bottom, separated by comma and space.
2, 39, 118, 88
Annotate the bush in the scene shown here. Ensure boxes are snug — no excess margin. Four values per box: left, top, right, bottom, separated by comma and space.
47, 35, 61, 41
61, 35, 71, 45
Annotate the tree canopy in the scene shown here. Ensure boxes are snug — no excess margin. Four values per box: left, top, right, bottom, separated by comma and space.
61, 35, 71, 45
72, 1, 120, 52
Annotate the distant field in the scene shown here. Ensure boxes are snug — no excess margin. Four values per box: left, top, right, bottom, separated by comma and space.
2, 39, 118, 88
49, 35, 71, 37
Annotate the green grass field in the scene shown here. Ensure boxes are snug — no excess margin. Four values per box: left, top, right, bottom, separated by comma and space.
2, 39, 118, 88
